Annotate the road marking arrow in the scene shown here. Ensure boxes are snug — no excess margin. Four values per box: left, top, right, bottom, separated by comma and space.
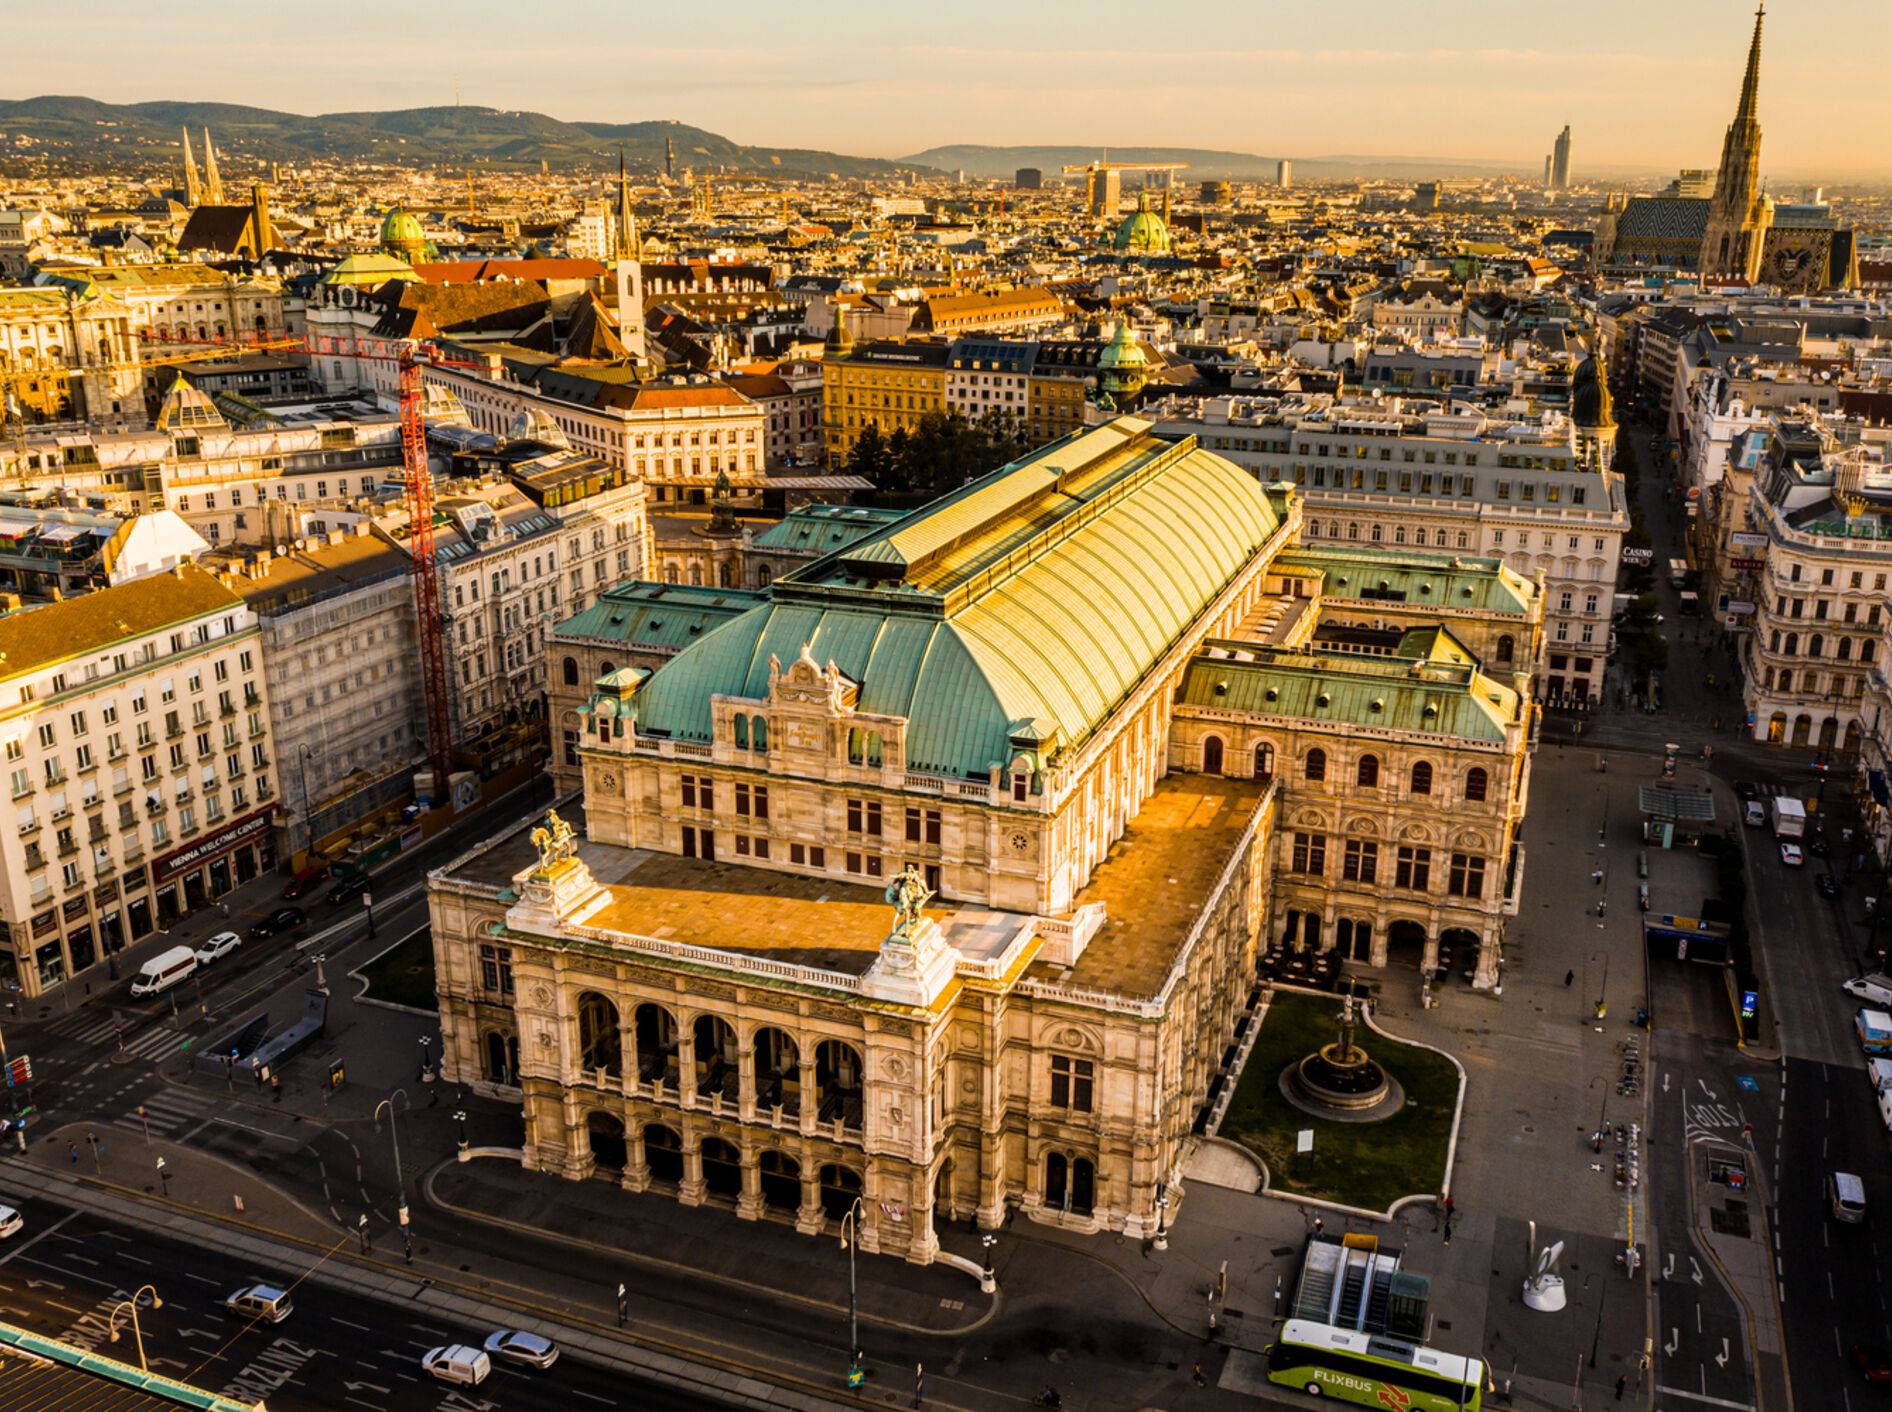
342, 1382, 391, 1396
1665, 1328, 1679, 1356
1663, 1071, 1672, 1093
1690, 1256, 1704, 1287
1698, 1078, 1717, 1100
1663, 1253, 1675, 1279
1715, 1337, 1730, 1369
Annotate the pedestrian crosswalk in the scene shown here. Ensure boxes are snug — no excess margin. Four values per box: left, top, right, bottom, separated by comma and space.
113, 1026, 186, 1063
110, 1085, 218, 1140
60, 1013, 129, 1046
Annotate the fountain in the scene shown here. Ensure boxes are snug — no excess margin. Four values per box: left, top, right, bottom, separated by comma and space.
1280, 994, 1405, 1122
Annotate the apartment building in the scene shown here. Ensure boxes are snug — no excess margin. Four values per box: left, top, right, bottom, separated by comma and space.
1740, 426, 1892, 750
216, 528, 421, 859
1155, 391, 1626, 704
0, 565, 277, 998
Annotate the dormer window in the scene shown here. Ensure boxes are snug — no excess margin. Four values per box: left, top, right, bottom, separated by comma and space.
1012, 770, 1030, 804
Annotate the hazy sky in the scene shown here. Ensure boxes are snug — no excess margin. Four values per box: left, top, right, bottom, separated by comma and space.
11, 0, 1890, 176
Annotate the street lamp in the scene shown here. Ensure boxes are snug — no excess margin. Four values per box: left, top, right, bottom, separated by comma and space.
107, 1285, 162, 1372
839, 1197, 865, 1388
357, 1212, 371, 1254
1154, 1188, 1170, 1252
418, 1036, 434, 1084
374, 1090, 412, 1263
979, 1232, 997, 1295
312, 952, 327, 991
155, 1155, 169, 1197
453, 1108, 468, 1156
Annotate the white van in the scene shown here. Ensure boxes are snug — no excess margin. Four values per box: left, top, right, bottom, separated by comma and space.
1881, 1089, 1892, 1137
1830, 1170, 1867, 1224
130, 945, 198, 998
421, 1345, 491, 1387
1869, 1056, 1892, 1094
1844, 975, 1892, 1008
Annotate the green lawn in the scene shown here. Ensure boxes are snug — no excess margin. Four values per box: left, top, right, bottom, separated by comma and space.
1219, 991, 1462, 1214
356, 930, 438, 1012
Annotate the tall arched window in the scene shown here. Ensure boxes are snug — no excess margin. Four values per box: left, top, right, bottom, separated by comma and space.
751, 716, 768, 751
1254, 742, 1274, 781
1045, 1152, 1069, 1209
561, 656, 579, 687
1464, 767, 1488, 803
1495, 635, 1514, 664
1410, 761, 1433, 795
1356, 755, 1379, 788
1808, 635, 1823, 659
1201, 736, 1224, 776
1305, 748, 1327, 782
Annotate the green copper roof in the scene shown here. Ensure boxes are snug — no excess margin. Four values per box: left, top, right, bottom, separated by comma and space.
1183, 642, 1519, 742
1277, 545, 1537, 616
1113, 198, 1171, 255
631, 418, 1282, 778
553, 581, 766, 653
748, 504, 906, 556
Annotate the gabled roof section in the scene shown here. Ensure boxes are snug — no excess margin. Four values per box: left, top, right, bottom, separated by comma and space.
552, 580, 766, 653
632, 418, 1281, 777
1277, 545, 1537, 616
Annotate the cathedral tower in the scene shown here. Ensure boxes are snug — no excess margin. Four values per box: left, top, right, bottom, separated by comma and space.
179, 127, 202, 206
1699, 6, 1772, 281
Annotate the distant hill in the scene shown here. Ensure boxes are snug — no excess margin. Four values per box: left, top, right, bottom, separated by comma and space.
903, 143, 1586, 182
0, 96, 921, 179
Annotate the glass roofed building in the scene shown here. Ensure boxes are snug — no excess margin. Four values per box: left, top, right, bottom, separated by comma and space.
429, 415, 1540, 1262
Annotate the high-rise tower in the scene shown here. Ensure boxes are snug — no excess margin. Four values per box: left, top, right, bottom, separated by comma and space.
1551, 125, 1572, 189
1700, 6, 1772, 281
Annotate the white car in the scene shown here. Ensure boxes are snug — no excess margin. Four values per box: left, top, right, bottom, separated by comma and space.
1843, 976, 1892, 1008
1779, 842, 1804, 867
483, 1329, 559, 1369
194, 931, 242, 965
421, 1345, 491, 1386
0, 1205, 22, 1239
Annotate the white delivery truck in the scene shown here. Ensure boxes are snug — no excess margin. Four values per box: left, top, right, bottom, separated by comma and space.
130, 945, 198, 997
1770, 796, 1806, 839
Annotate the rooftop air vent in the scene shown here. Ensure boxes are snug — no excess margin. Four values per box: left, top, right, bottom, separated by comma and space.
1424, 703, 1439, 717
1316, 692, 1331, 708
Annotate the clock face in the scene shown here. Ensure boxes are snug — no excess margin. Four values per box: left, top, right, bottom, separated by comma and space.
1009, 830, 1029, 854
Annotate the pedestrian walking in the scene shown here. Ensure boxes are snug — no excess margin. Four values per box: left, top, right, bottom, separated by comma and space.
1565, 969, 1575, 987
1592, 866, 1604, 885
1615, 1374, 1628, 1401
68, 1142, 78, 1167
1442, 1216, 1453, 1246
1312, 1216, 1324, 1236
1442, 1195, 1455, 1220
1193, 1362, 1207, 1387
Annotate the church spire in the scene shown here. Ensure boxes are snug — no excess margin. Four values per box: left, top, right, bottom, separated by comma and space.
616, 149, 634, 259
1732, 5, 1765, 129
180, 126, 202, 206
202, 128, 224, 205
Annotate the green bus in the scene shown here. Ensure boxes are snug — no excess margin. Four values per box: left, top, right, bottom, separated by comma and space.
1265, 1318, 1486, 1410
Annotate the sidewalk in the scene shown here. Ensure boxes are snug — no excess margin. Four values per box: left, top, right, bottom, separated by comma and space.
428, 1153, 996, 1337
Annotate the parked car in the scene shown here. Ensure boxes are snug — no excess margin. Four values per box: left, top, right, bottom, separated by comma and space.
281, 867, 328, 900
483, 1329, 559, 1370
1779, 842, 1804, 868
1743, 801, 1767, 828
327, 875, 370, 907
0, 1205, 22, 1239
194, 931, 242, 965
247, 906, 306, 941
1735, 780, 1760, 801
421, 1345, 491, 1386
1816, 873, 1842, 900
1851, 1342, 1892, 1382
225, 1284, 293, 1323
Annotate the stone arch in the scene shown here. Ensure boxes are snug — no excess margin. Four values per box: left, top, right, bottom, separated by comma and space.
818, 1162, 863, 1219
815, 1040, 864, 1126
699, 1136, 742, 1200
562, 656, 580, 686
1304, 747, 1327, 782
1355, 753, 1380, 788
585, 1110, 626, 1171
1201, 734, 1225, 776
759, 1150, 801, 1213
643, 1123, 683, 1184
1464, 766, 1489, 802
635, 1002, 680, 1086
1818, 716, 1838, 751
751, 1026, 800, 1113
576, 992, 622, 1077
693, 1015, 739, 1100
1409, 760, 1433, 795
1494, 635, 1514, 664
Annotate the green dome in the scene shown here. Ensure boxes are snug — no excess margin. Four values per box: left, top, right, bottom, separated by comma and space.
380, 207, 426, 252
1112, 196, 1171, 255
1097, 322, 1146, 371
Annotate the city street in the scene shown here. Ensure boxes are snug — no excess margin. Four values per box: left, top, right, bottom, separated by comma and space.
0, 1191, 715, 1411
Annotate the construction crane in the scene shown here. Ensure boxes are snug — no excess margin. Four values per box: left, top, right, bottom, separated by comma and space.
1060, 156, 1190, 214
5, 329, 474, 812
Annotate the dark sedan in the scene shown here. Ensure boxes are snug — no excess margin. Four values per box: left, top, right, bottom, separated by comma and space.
247, 906, 306, 940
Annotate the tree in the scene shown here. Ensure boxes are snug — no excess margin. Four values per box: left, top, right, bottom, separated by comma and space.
845, 423, 896, 492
